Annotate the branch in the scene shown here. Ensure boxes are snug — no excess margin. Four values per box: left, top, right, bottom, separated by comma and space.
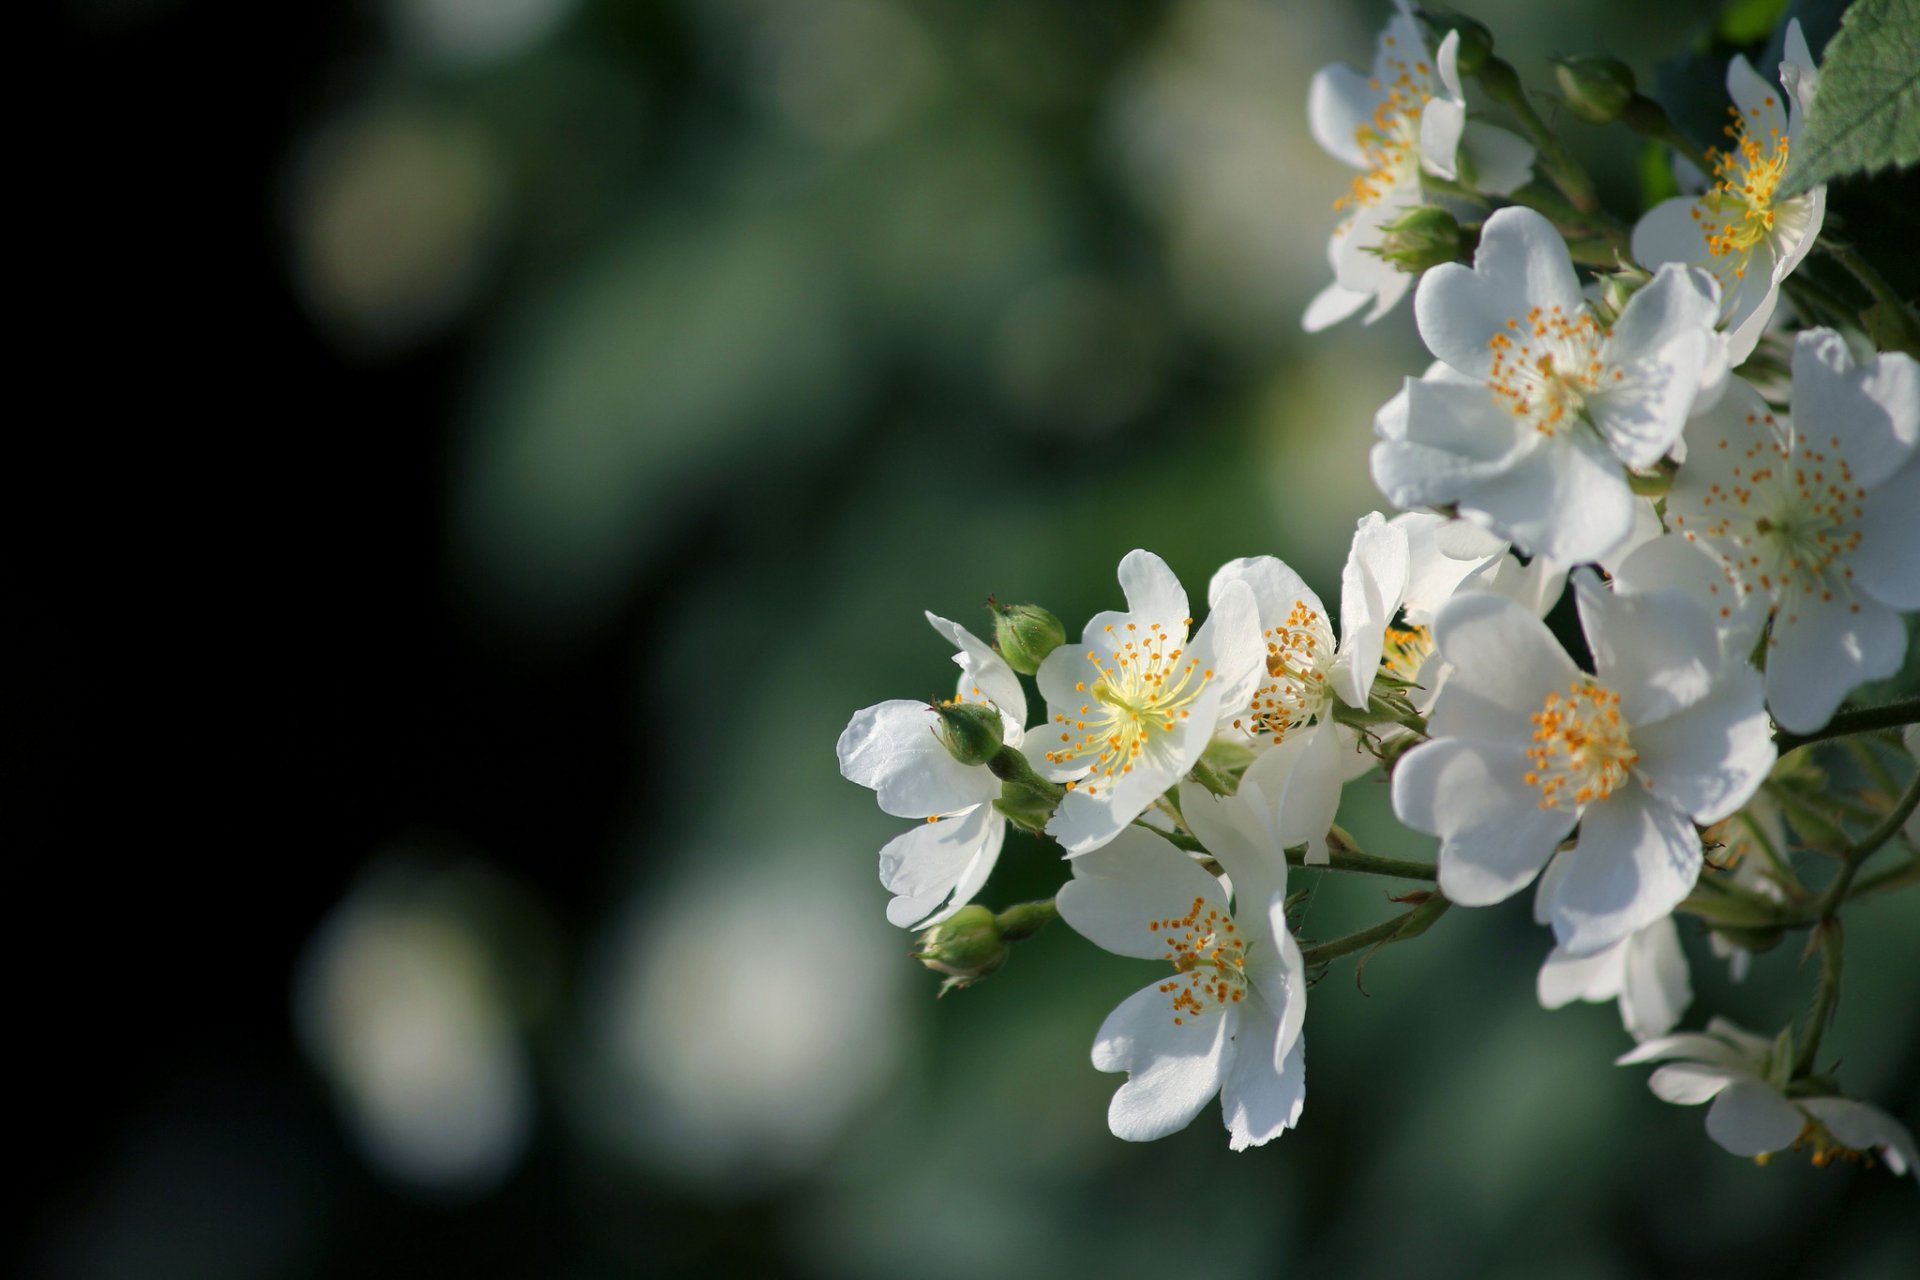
1774, 696, 1920, 755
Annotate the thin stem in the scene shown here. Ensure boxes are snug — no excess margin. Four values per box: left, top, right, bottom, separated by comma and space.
1302, 893, 1452, 966
1809, 770, 1920, 920
1846, 737, 1903, 802
1476, 58, 1603, 217
1296, 835, 1438, 882
1848, 854, 1920, 902
1791, 917, 1844, 1078
1776, 697, 1920, 755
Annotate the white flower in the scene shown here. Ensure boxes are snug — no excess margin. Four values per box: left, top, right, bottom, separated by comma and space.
1038, 551, 1264, 855
1056, 799, 1306, 1150
1208, 513, 1410, 860
837, 613, 1029, 927
1393, 569, 1776, 954
1666, 330, 1919, 732
1619, 1018, 1918, 1176
1372, 206, 1724, 565
1303, 1, 1533, 331
1631, 21, 1824, 363
1536, 914, 1690, 1040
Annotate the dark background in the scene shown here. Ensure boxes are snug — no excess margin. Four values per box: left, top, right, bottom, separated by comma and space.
25, 0, 1918, 1275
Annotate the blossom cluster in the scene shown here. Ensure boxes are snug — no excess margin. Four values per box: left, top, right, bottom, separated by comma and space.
838, 4, 1918, 1178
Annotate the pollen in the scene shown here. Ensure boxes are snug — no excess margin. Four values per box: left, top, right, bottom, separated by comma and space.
1694, 102, 1793, 281
1151, 897, 1250, 1024
1336, 49, 1434, 213
1045, 621, 1210, 780
1485, 308, 1606, 436
1524, 678, 1637, 811
1239, 597, 1332, 744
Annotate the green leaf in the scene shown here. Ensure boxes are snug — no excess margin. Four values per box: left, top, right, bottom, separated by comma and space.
1780, 0, 1920, 195
1717, 0, 1792, 42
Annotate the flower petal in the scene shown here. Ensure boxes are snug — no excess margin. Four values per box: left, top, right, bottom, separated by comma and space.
1332, 512, 1410, 707
1395, 738, 1575, 905
1221, 1022, 1306, 1151
1619, 915, 1691, 1039
1573, 568, 1719, 728
1547, 780, 1701, 955
1704, 1078, 1805, 1157
1537, 936, 1626, 1009
926, 611, 1027, 727
1851, 455, 1920, 610
1118, 548, 1190, 629
879, 805, 1003, 928
1459, 423, 1636, 565
1415, 206, 1585, 380
1650, 1061, 1744, 1105
1057, 825, 1228, 960
1306, 61, 1376, 169
1764, 589, 1907, 735
1459, 120, 1534, 196
1630, 666, 1774, 825
1797, 1097, 1919, 1177
838, 700, 999, 819
1590, 265, 1721, 468
1430, 590, 1582, 722
1093, 981, 1230, 1143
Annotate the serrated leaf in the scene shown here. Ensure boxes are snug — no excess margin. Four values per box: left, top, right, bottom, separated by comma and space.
1780, 0, 1920, 195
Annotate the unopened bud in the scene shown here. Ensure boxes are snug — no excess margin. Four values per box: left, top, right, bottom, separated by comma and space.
1418, 8, 1492, 75
931, 700, 1004, 767
988, 598, 1065, 676
1553, 55, 1637, 125
1591, 262, 1651, 326
913, 905, 1007, 994
1369, 206, 1466, 273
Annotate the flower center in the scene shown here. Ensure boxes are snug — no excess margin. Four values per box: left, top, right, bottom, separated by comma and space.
1694, 101, 1790, 278
1524, 678, 1637, 810
1668, 409, 1868, 616
1336, 46, 1433, 211
1046, 620, 1211, 796
1231, 598, 1331, 745
1486, 306, 1610, 436
1380, 623, 1433, 682
1149, 896, 1248, 1025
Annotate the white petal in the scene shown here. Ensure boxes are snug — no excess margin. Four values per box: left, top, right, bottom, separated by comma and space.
1393, 511, 1506, 621
1415, 207, 1585, 380
1057, 825, 1228, 959
1460, 425, 1636, 565
1798, 1097, 1919, 1177
1617, 1031, 1752, 1068
1430, 590, 1581, 722
1547, 780, 1701, 955
1573, 568, 1719, 727
1459, 121, 1534, 196
838, 700, 999, 819
1613, 534, 1766, 660
1221, 1021, 1306, 1151
1303, 279, 1371, 333
1704, 1078, 1805, 1157
1370, 376, 1534, 509
1332, 512, 1411, 707
1619, 915, 1692, 1039
1537, 937, 1626, 1009
1417, 31, 1465, 178
1590, 265, 1721, 468
1631, 197, 1708, 275
1209, 555, 1327, 634
1790, 329, 1920, 489
1395, 738, 1575, 905
1046, 706, 1213, 855
1197, 579, 1269, 729
880, 806, 1003, 929
1851, 455, 1920, 610
1649, 1061, 1744, 1105
1765, 590, 1907, 734
1117, 549, 1191, 629
1093, 982, 1229, 1143
1178, 778, 1284, 910
925, 611, 1027, 726
1631, 667, 1774, 825
1307, 62, 1376, 169
1246, 724, 1346, 865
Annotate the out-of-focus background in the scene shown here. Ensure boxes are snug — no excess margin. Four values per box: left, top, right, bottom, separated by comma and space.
27, 0, 1917, 1275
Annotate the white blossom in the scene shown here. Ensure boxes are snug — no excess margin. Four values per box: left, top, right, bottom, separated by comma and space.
1056, 802, 1306, 1150
1535, 913, 1691, 1040
1619, 1019, 1918, 1176
837, 613, 1029, 927
1666, 330, 1920, 732
1039, 551, 1264, 855
1303, 1, 1532, 330
1393, 569, 1775, 954
1373, 207, 1723, 564
1631, 22, 1824, 363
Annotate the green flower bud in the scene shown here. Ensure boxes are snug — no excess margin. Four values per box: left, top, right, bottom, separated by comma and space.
931, 700, 1004, 768
1589, 262, 1651, 327
1367, 206, 1466, 273
1417, 8, 1492, 75
1553, 55, 1637, 126
913, 905, 1007, 995
988, 598, 1065, 676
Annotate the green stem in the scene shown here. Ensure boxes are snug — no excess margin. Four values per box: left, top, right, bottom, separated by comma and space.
1301, 893, 1452, 966
1476, 58, 1602, 216
1790, 917, 1844, 1079
1846, 738, 1903, 802
1848, 854, 1920, 902
1775, 697, 1920, 755
993, 898, 1057, 942
1298, 832, 1438, 881
1806, 770, 1920, 921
